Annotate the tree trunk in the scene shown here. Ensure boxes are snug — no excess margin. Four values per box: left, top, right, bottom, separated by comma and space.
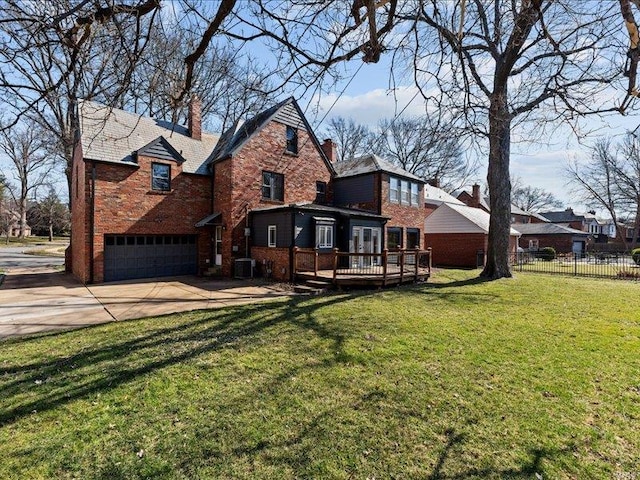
19, 194, 27, 239
481, 90, 513, 279
49, 220, 53, 242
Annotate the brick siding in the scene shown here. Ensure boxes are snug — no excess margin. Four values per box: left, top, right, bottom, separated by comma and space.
75, 155, 211, 283
216, 121, 333, 277
380, 173, 425, 248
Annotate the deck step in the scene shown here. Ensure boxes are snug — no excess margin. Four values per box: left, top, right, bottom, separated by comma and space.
293, 284, 327, 295
304, 279, 333, 288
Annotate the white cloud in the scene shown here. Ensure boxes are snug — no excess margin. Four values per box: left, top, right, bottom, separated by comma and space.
310, 86, 429, 128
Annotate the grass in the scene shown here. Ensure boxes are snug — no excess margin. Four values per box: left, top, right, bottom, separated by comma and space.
1, 270, 639, 479
0, 236, 69, 247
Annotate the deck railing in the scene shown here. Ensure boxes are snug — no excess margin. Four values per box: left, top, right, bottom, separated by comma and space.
293, 247, 432, 285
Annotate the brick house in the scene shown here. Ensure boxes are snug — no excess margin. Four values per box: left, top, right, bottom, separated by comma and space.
331, 154, 426, 251
70, 97, 399, 283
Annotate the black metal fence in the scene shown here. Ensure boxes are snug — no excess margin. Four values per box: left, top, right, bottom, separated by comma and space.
508, 252, 640, 280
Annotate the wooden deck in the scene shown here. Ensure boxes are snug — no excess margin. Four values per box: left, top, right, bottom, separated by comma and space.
293, 248, 432, 287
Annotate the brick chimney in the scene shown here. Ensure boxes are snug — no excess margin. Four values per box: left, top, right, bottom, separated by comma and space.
321, 138, 338, 163
471, 183, 481, 207
427, 177, 440, 188
188, 96, 202, 140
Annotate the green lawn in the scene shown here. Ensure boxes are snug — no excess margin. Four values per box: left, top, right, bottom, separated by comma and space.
1, 270, 639, 479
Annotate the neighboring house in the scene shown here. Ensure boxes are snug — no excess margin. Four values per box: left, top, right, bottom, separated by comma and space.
331, 154, 426, 251
70, 97, 417, 284
514, 223, 590, 254
0, 208, 32, 237
424, 183, 465, 216
457, 184, 547, 224
424, 202, 520, 268
539, 208, 588, 231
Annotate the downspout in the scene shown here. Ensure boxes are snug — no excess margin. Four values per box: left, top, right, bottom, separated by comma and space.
289, 208, 296, 282
210, 165, 215, 265
378, 172, 383, 214
89, 162, 96, 284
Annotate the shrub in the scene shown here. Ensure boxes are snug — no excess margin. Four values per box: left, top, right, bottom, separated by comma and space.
632, 248, 640, 266
617, 269, 640, 280
539, 246, 556, 261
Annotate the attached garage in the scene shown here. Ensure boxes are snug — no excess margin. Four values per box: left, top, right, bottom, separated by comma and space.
104, 234, 198, 282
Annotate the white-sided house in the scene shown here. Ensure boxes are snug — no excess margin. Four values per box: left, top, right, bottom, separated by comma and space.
424, 202, 520, 268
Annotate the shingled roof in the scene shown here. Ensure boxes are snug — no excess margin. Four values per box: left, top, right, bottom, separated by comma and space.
78, 100, 219, 175
510, 222, 588, 236
333, 154, 424, 182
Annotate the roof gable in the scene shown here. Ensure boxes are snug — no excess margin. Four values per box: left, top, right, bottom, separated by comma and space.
208, 97, 335, 175
136, 136, 186, 164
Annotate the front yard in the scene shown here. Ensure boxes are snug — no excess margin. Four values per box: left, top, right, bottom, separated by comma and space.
1, 270, 638, 479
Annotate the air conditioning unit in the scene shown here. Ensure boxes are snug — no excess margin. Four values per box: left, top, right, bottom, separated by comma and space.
234, 258, 255, 279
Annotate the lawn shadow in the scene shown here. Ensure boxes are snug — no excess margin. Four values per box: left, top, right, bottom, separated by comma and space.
0, 290, 368, 427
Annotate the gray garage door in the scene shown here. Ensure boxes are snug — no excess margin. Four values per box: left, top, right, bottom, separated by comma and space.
104, 235, 198, 282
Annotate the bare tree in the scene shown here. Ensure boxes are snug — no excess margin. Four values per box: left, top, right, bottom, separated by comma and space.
0, 0, 160, 200
566, 136, 640, 249
322, 117, 375, 162
0, 124, 54, 238
511, 177, 563, 213
375, 116, 475, 191
122, 28, 273, 131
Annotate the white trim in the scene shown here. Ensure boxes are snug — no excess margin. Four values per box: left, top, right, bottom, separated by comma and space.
268, 225, 277, 247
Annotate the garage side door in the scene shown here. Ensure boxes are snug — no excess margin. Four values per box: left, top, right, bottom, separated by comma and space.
104, 235, 198, 282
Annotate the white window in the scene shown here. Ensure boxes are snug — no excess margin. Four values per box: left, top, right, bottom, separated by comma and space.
390, 177, 399, 203
411, 183, 419, 206
401, 180, 410, 204
316, 225, 333, 248
268, 225, 277, 247
529, 239, 539, 250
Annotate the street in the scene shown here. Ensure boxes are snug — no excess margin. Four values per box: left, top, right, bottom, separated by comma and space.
0, 244, 66, 272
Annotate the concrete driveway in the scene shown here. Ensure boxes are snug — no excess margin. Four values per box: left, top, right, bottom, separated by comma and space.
0, 268, 294, 338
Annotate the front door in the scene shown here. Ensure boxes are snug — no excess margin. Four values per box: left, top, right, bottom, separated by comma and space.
351, 227, 381, 267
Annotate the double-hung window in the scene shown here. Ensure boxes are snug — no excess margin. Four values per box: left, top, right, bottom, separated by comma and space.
262, 171, 284, 201
316, 224, 333, 248
401, 180, 410, 205
151, 163, 171, 191
390, 177, 400, 203
411, 183, 419, 205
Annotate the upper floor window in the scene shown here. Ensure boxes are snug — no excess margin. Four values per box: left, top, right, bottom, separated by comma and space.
401, 180, 410, 204
286, 126, 298, 154
151, 163, 171, 191
316, 181, 327, 204
262, 171, 284, 201
390, 177, 400, 203
389, 175, 421, 207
